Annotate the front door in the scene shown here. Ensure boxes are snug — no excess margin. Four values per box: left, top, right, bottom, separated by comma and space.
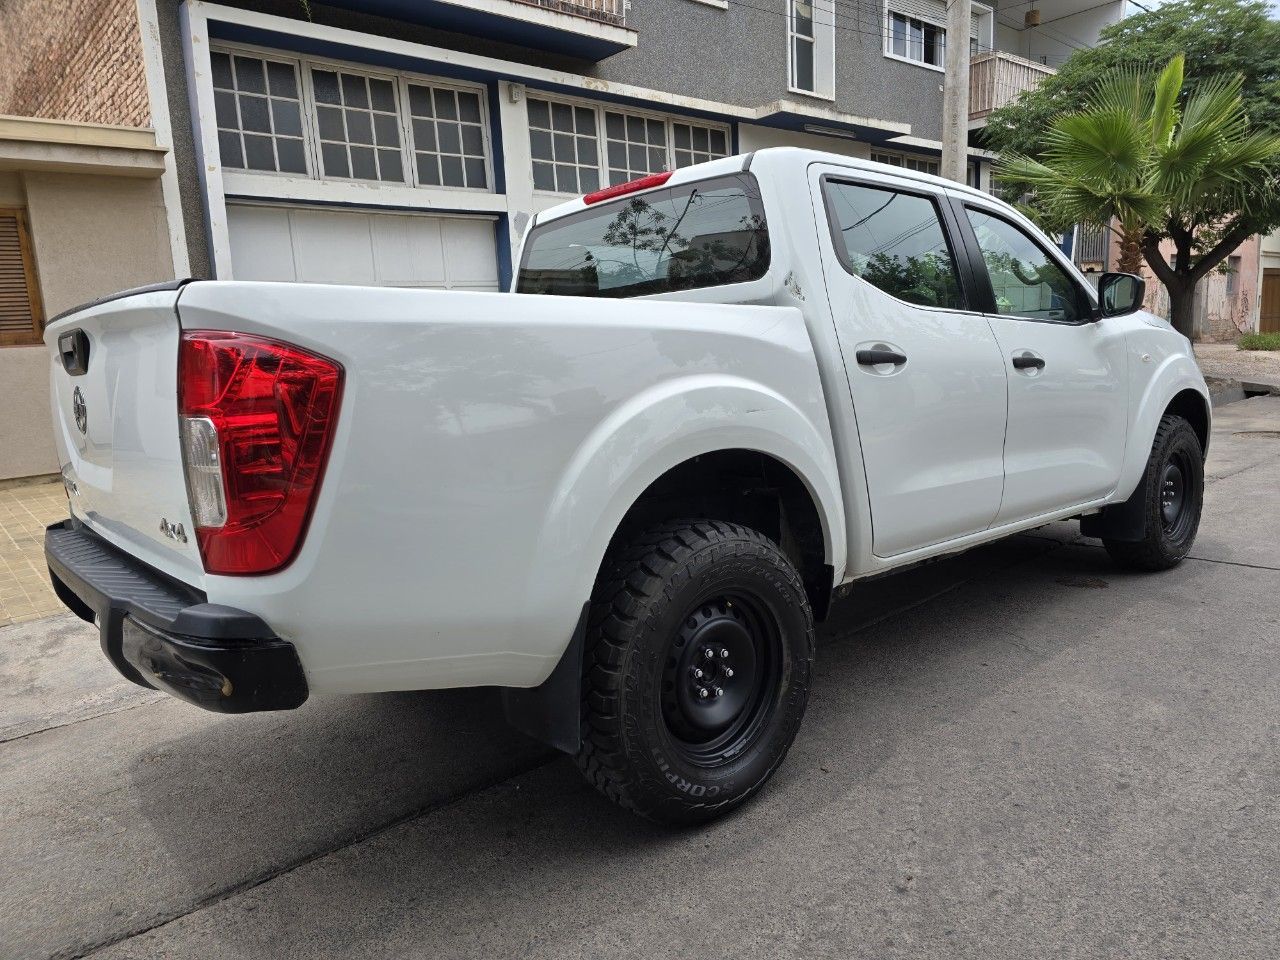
815, 171, 1009, 557
957, 203, 1129, 524
1262, 269, 1280, 334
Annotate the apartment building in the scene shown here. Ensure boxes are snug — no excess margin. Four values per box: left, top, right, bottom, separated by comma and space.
0, 0, 1125, 479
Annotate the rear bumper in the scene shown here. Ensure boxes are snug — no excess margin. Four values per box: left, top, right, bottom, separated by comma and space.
44, 519, 308, 712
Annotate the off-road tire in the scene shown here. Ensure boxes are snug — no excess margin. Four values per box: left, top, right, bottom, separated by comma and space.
1104, 414, 1204, 571
575, 520, 814, 825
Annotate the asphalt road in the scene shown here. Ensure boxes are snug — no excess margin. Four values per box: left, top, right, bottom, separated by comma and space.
4, 397, 1280, 960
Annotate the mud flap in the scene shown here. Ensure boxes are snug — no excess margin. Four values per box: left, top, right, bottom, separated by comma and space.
500, 604, 588, 755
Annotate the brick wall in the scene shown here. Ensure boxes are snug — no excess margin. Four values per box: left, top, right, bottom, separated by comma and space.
0, 0, 149, 127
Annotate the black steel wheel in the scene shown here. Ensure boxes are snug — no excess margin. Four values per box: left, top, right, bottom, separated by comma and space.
576, 520, 814, 824
1104, 413, 1204, 571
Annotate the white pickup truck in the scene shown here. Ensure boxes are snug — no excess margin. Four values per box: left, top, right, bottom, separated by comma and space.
44, 148, 1208, 823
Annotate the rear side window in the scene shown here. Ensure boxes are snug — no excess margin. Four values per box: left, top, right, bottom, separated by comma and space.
824, 179, 964, 311
516, 173, 769, 298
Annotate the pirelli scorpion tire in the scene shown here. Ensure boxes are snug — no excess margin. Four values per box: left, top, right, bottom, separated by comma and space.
1104, 413, 1204, 572
575, 519, 815, 825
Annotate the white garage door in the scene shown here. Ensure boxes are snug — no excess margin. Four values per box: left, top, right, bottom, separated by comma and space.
227, 204, 501, 290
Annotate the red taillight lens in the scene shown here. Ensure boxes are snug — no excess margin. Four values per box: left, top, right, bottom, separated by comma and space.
582, 170, 672, 204
178, 330, 343, 576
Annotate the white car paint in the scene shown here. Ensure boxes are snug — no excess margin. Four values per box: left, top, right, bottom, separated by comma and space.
44, 147, 1209, 696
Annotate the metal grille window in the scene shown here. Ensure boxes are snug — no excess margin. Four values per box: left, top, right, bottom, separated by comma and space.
527, 95, 729, 195
0, 209, 43, 347
211, 52, 307, 174
672, 123, 727, 169
871, 150, 940, 176
311, 68, 404, 182
605, 111, 668, 185
407, 84, 488, 189
528, 98, 600, 194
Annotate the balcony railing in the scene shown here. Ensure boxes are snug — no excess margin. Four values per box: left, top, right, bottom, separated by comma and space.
511, 0, 627, 27
970, 51, 1056, 121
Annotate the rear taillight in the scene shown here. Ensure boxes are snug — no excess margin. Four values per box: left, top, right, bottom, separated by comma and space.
582, 171, 672, 204
178, 330, 342, 576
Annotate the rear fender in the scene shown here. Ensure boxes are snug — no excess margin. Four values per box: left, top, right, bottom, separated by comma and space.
523, 374, 845, 632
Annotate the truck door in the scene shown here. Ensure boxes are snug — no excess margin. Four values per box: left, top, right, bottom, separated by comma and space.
813, 170, 1009, 557
954, 202, 1128, 524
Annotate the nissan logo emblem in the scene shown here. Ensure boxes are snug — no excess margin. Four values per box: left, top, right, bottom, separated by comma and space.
72, 386, 87, 435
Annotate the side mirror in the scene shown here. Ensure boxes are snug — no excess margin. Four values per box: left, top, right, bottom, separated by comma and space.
1097, 272, 1145, 319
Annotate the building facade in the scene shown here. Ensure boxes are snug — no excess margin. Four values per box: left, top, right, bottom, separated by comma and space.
0, 0, 1126, 479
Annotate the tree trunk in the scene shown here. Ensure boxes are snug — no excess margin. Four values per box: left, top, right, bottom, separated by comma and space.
1167, 279, 1197, 340
1117, 226, 1143, 274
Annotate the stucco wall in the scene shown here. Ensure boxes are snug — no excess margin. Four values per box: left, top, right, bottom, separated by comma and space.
0, 346, 56, 480
1126, 234, 1261, 342
0, 0, 149, 127
22, 173, 172, 318
0, 172, 173, 481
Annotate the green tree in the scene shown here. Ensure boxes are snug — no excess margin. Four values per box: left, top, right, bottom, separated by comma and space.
996, 54, 1280, 338
985, 0, 1280, 159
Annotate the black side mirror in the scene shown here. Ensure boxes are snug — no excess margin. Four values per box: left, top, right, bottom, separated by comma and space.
1097, 272, 1145, 319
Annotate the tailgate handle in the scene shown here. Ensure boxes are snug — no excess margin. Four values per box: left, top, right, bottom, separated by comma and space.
58, 329, 91, 376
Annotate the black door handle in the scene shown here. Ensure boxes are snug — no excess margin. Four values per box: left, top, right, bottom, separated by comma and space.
856, 349, 907, 366
1012, 355, 1045, 370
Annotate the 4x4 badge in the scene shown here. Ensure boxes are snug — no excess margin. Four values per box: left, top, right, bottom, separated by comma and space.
72, 387, 87, 435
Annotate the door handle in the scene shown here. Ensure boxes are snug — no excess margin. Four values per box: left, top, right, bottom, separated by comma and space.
1012, 355, 1045, 370
856, 349, 907, 366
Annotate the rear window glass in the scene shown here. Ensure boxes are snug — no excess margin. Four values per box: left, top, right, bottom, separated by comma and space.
516, 173, 769, 298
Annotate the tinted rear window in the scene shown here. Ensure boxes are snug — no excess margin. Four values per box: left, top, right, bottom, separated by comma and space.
516, 173, 769, 298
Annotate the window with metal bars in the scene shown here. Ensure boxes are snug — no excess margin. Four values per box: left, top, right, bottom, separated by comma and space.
0, 209, 43, 347
527, 95, 730, 195
212, 52, 308, 175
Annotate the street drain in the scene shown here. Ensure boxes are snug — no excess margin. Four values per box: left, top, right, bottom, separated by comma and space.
1233, 430, 1280, 439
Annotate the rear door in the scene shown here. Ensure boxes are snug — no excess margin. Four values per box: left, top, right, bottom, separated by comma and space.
813, 168, 1009, 557
44, 285, 205, 583
953, 201, 1128, 523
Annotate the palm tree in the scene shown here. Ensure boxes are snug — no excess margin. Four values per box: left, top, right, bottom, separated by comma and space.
998, 54, 1280, 338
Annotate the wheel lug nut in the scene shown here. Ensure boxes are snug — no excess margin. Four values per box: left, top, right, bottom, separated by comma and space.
712, 686, 724, 698
723, 667, 734, 679
703, 648, 715, 660
697, 686, 709, 699
719, 648, 729, 659
692, 667, 704, 680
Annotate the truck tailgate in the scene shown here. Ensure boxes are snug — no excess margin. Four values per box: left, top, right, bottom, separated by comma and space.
44, 285, 204, 584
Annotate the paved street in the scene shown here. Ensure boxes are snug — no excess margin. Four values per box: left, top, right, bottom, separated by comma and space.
4, 397, 1280, 960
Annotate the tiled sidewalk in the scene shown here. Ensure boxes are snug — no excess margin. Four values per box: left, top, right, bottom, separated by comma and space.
0, 479, 68, 626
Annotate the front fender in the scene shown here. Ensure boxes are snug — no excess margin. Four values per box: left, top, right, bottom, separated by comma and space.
1114, 347, 1210, 502
522, 373, 845, 646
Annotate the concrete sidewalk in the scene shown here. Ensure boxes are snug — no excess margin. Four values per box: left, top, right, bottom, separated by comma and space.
4, 398, 1280, 960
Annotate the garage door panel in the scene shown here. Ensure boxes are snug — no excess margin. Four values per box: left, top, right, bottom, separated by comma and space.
227, 206, 297, 282
227, 204, 498, 291
370, 216, 446, 287
289, 209, 377, 285
443, 219, 500, 287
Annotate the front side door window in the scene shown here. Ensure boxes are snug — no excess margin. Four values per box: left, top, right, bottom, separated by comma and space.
965, 208, 1089, 323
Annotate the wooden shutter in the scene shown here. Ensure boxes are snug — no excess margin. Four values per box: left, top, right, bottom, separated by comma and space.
0, 208, 44, 347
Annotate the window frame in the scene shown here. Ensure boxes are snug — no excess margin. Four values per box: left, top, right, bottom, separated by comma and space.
819, 173, 977, 315
955, 199, 1099, 326
211, 50, 313, 178
0, 206, 44, 347
209, 42, 495, 195
884, 8, 947, 72
869, 149, 941, 177
525, 90, 731, 198
789, 0, 817, 92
